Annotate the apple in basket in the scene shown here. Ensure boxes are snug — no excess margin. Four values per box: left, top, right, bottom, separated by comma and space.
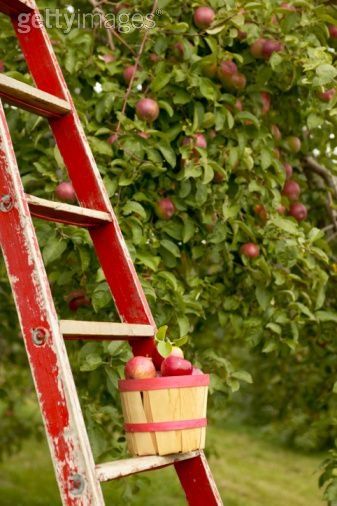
125, 356, 156, 379
161, 356, 193, 376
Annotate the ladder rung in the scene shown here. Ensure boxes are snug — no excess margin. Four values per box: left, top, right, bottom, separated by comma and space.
60, 320, 155, 341
0, 0, 34, 15
96, 451, 200, 482
26, 194, 112, 228
0, 74, 71, 118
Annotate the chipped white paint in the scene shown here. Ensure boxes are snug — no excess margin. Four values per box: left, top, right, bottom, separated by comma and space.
96, 451, 200, 482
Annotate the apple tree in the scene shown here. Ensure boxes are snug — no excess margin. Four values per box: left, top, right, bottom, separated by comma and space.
1, 0, 337, 501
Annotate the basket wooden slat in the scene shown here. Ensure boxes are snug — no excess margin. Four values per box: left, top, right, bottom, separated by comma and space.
119, 375, 209, 456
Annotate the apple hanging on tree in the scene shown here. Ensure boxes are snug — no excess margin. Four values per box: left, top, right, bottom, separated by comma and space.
136, 98, 160, 122
55, 182, 77, 203
193, 6, 215, 29
155, 198, 175, 220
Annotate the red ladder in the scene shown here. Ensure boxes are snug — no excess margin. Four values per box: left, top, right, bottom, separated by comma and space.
0, 1, 223, 504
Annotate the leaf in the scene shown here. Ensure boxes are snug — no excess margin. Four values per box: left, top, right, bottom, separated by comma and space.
122, 201, 147, 219
160, 239, 180, 257
158, 142, 176, 167
43, 239, 67, 265
315, 64, 337, 85
152, 71, 172, 92
316, 311, 337, 323
177, 315, 189, 337
157, 341, 172, 358
255, 285, 272, 310
182, 218, 196, 243
136, 252, 160, 271
231, 370, 253, 384
156, 325, 168, 341
92, 282, 111, 311
80, 353, 103, 372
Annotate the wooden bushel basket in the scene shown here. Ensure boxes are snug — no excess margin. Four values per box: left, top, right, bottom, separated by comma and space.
119, 374, 210, 456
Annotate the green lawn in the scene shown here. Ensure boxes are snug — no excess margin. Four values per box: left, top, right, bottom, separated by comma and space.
0, 426, 325, 505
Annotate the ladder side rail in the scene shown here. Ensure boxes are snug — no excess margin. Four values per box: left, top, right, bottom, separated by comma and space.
174, 451, 223, 506
0, 0, 34, 16
11, 11, 157, 354
0, 101, 104, 506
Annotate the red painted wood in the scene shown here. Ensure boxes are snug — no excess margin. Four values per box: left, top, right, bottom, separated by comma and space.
0, 0, 33, 16
119, 374, 210, 392
124, 419, 207, 433
0, 102, 104, 505
175, 452, 223, 505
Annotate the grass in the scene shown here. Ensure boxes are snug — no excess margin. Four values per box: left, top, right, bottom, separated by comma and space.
0, 426, 325, 505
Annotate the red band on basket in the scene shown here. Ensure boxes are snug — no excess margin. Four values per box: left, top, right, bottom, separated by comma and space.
119, 374, 210, 392
124, 418, 207, 433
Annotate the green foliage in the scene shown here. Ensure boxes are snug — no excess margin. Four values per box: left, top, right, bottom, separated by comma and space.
1, 0, 337, 501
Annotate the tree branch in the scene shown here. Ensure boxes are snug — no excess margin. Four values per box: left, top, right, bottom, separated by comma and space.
302, 155, 337, 234
115, 0, 159, 136
89, 0, 137, 55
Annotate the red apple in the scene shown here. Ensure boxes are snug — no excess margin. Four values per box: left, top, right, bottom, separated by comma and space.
260, 91, 271, 114
67, 289, 91, 312
183, 133, 207, 149
254, 204, 268, 222
136, 98, 160, 122
55, 182, 76, 203
289, 202, 307, 222
100, 54, 115, 63
230, 72, 247, 91
218, 60, 238, 79
107, 133, 118, 144
235, 99, 243, 111
138, 131, 150, 139
125, 356, 156, 379
286, 136, 301, 153
240, 243, 260, 258
329, 25, 337, 39
271, 124, 282, 141
155, 198, 175, 220
250, 38, 266, 59
173, 41, 185, 58
123, 65, 137, 84
149, 53, 160, 62
277, 204, 286, 215
213, 171, 224, 183
193, 6, 215, 29
262, 39, 284, 59
161, 356, 193, 376
169, 346, 184, 359
192, 367, 204, 375
282, 179, 301, 200
319, 89, 336, 102
283, 162, 293, 179
0, 60, 4, 73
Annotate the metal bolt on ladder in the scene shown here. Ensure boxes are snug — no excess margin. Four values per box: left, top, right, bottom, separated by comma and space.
0, 1, 223, 504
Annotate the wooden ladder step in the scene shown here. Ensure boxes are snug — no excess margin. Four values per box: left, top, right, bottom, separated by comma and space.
0, 74, 71, 118
0, 0, 34, 16
60, 320, 155, 341
95, 451, 200, 482
27, 194, 112, 228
